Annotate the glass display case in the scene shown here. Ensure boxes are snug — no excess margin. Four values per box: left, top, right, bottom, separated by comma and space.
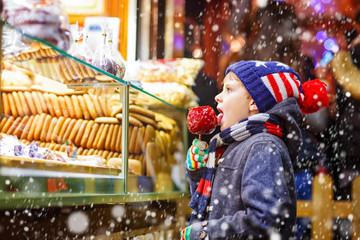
0, 23, 189, 211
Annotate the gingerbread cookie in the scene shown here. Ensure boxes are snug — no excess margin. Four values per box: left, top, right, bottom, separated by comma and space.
77, 95, 91, 120
31, 92, 43, 114
27, 115, 40, 141
40, 114, 52, 141
104, 124, 114, 150
86, 122, 100, 149
58, 96, 69, 118
57, 118, 72, 143
6, 117, 21, 135
80, 120, 94, 148
38, 92, 50, 114
49, 93, 62, 118
71, 95, 84, 119
90, 94, 104, 117
129, 105, 155, 119
2, 93, 11, 116
34, 113, 47, 140
69, 119, 83, 143
64, 95, 76, 119
74, 120, 88, 146
17, 91, 31, 116
24, 91, 37, 115
51, 116, 65, 142
83, 94, 98, 119
12, 92, 24, 117
62, 119, 77, 142
45, 117, 58, 142
20, 115, 34, 140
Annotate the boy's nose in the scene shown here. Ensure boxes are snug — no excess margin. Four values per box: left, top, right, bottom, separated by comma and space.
215, 93, 222, 103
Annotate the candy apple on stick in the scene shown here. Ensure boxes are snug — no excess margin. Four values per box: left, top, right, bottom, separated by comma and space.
187, 106, 218, 140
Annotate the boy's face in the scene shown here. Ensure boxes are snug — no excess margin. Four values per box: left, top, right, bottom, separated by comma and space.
215, 72, 254, 131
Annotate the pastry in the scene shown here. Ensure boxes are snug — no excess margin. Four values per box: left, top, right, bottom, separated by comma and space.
31, 92, 43, 114
86, 122, 100, 149
69, 119, 83, 143
74, 120, 88, 146
12, 92, 24, 117
71, 95, 84, 119
49, 93, 62, 118
2, 93, 11, 116
58, 117, 72, 143
104, 124, 114, 150
51, 116, 65, 142
77, 95, 91, 120
40, 114, 52, 141
64, 96, 76, 119
83, 94, 98, 119
62, 118, 77, 143
7, 93, 18, 118
20, 115, 35, 140
97, 124, 109, 150
27, 114, 40, 141
7, 116, 21, 135
80, 120, 94, 148
23, 91, 37, 115
45, 117, 58, 142
94, 117, 120, 124
58, 96, 69, 118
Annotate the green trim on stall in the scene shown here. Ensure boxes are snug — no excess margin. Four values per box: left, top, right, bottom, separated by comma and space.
0, 191, 189, 209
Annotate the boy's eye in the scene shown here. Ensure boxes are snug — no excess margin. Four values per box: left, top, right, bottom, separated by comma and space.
226, 87, 232, 92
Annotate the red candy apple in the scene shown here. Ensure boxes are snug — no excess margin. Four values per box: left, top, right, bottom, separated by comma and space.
187, 106, 217, 135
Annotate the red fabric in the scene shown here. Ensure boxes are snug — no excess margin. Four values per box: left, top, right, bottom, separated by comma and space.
267, 74, 283, 102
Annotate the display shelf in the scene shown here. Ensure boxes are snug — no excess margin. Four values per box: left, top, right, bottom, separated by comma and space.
0, 22, 189, 209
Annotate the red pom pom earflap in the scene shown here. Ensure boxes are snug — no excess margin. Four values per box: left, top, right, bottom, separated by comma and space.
299, 79, 329, 114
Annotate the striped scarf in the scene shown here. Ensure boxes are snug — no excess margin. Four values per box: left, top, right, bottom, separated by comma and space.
188, 113, 284, 224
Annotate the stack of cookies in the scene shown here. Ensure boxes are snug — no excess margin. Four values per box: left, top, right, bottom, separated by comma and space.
8, 43, 103, 84
1, 87, 180, 177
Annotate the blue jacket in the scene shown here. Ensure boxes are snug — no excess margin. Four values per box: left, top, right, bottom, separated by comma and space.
186, 98, 301, 239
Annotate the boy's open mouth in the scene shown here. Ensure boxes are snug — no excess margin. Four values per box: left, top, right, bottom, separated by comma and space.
217, 108, 223, 126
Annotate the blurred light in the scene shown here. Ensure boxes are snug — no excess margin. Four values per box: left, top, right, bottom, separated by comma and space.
314, 3, 325, 13
321, 0, 331, 3
320, 51, 334, 67
311, 0, 325, 13
192, 47, 203, 58
174, 34, 184, 50
324, 38, 338, 52
316, 31, 327, 43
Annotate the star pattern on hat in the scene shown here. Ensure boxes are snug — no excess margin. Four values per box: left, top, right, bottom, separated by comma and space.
250, 61, 268, 68
276, 62, 290, 69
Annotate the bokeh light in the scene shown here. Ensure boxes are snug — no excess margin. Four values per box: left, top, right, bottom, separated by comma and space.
324, 38, 339, 52
316, 31, 327, 43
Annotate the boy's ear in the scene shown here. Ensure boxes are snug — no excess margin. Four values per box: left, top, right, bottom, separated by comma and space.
249, 100, 259, 113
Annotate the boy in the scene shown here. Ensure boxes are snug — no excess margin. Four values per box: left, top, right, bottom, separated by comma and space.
182, 61, 328, 239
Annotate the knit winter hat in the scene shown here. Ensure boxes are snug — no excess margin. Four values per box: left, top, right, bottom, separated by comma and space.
225, 61, 329, 114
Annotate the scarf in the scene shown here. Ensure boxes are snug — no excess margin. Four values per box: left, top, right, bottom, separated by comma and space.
188, 113, 284, 224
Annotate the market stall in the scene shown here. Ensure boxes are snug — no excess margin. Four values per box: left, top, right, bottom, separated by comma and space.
0, 1, 197, 239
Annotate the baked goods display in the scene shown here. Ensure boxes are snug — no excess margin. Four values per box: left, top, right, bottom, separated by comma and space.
124, 59, 203, 109
1, 59, 183, 183
6, 43, 99, 84
1, 87, 181, 177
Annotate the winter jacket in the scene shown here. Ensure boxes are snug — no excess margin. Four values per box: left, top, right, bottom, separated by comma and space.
186, 98, 301, 239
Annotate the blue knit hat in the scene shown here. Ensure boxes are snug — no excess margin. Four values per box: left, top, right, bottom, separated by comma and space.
225, 61, 329, 114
